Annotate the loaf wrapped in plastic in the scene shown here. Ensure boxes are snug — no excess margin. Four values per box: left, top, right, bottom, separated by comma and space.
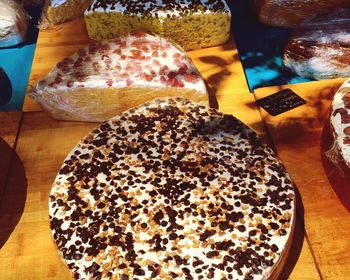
0, 0, 29, 48
254, 0, 346, 28
283, 27, 350, 80
40, 0, 92, 29
326, 78, 350, 173
28, 32, 208, 122
300, 7, 350, 30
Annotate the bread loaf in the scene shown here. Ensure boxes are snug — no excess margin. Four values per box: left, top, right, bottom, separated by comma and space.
84, 0, 231, 51
50, 97, 295, 280
283, 28, 350, 80
40, 0, 92, 28
327, 79, 350, 171
255, 0, 347, 28
0, 0, 29, 48
28, 32, 208, 122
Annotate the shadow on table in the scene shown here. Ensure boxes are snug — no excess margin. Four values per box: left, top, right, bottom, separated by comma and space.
321, 122, 350, 212
0, 138, 27, 249
278, 186, 305, 279
198, 37, 245, 109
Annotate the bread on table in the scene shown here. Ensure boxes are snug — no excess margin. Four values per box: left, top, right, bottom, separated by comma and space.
254, 0, 346, 28
40, 0, 92, 28
327, 79, 350, 172
283, 28, 350, 80
28, 32, 208, 122
84, 0, 231, 51
0, 0, 29, 48
49, 97, 295, 280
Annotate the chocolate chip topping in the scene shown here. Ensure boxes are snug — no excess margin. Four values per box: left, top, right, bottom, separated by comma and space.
87, 0, 229, 15
49, 97, 294, 279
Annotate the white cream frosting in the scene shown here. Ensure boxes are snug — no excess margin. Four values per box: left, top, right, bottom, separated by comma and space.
49, 98, 295, 280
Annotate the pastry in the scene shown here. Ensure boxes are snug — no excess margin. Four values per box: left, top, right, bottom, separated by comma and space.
0, 0, 29, 48
49, 97, 295, 280
84, 0, 231, 51
283, 29, 350, 80
327, 79, 350, 171
254, 0, 346, 28
40, 0, 92, 28
28, 32, 208, 122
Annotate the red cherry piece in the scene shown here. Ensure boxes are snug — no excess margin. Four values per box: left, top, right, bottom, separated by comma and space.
184, 73, 198, 83
113, 48, 122, 55
152, 59, 160, 66
102, 55, 112, 64
170, 78, 184, 88
54, 76, 63, 84
106, 79, 113, 87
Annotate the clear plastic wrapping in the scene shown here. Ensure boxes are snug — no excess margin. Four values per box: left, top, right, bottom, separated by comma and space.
0, 0, 30, 48
325, 79, 350, 174
283, 26, 350, 80
255, 0, 347, 28
28, 32, 208, 122
300, 8, 350, 30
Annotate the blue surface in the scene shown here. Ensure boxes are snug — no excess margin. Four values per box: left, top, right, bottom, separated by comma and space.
0, 7, 40, 111
229, 0, 311, 92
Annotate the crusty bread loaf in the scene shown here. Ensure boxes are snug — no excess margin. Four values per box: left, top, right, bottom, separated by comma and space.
84, 0, 231, 51
327, 79, 350, 171
0, 0, 29, 48
40, 0, 92, 28
255, 0, 347, 28
28, 32, 208, 122
50, 97, 295, 280
283, 28, 350, 80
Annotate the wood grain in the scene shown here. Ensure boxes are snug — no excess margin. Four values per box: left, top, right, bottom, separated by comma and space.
255, 78, 350, 279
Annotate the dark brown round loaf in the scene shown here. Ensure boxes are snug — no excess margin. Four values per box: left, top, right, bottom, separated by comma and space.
283, 29, 350, 80
255, 0, 347, 27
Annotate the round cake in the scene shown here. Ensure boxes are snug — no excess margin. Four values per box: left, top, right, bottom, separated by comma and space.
49, 98, 295, 279
327, 78, 350, 170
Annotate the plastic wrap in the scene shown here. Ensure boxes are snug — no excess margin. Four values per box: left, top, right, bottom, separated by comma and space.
300, 8, 350, 30
283, 26, 350, 80
254, 0, 346, 28
326, 78, 350, 173
39, 0, 92, 29
28, 32, 208, 122
0, 0, 29, 48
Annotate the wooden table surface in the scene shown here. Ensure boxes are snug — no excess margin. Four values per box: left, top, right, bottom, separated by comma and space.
255, 79, 350, 280
0, 16, 346, 280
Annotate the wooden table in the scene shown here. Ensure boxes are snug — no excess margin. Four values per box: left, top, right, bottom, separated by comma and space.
255, 79, 350, 279
0, 16, 342, 280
